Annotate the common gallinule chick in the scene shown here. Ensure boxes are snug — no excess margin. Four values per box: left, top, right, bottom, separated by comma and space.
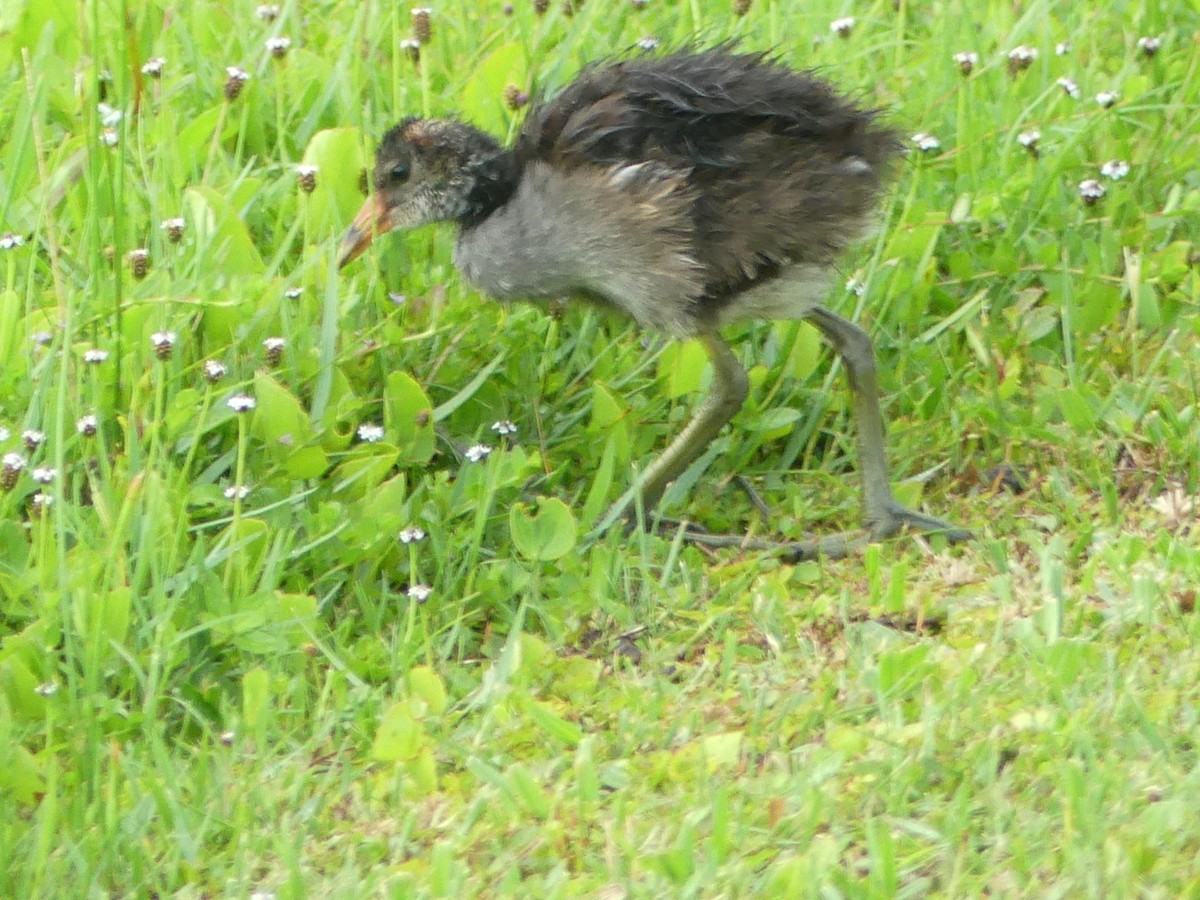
339, 47, 969, 559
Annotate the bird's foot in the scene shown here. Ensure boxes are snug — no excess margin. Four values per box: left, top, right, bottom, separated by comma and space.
866, 500, 973, 545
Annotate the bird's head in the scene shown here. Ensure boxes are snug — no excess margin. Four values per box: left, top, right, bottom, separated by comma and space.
338, 118, 513, 268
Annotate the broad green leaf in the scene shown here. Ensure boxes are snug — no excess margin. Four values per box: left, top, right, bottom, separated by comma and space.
251, 372, 311, 445
184, 186, 264, 275
385, 372, 435, 464
301, 127, 367, 240
509, 498, 577, 561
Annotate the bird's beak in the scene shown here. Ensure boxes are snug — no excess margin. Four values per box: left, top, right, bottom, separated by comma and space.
337, 195, 391, 269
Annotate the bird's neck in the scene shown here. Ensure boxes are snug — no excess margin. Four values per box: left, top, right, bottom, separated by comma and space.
456, 148, 521, 230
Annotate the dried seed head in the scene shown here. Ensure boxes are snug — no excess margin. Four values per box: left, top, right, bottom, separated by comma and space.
1079, 179, 1105, 205
255, 4, 280, 21
732, 0, 752, 15
1, 232, 24, 250
203, 359, 228, 383
1, 453, 26, 490
128, 247, 150, 279
22, 430, 45, 451
411, 8, 432, 44
161, 217, 186, 243
533, 0, 549, 14
1007, 45, 1038, 75
830, 17, 855, 37
263, 336, 286, 367
295, 164, 319, 193
224, 66, 250, 101
502, 84, 529, 110
503, 3, 515, 14
400, 38, 421, 64
1137, 36, 1161, 57
151, 330, 177, 359
953, 51, 979, 75
265, 36, 292, 59
77, 414, 99, 437
141, 57, 166, 78
357, 167, 369, 196
630, 0, 649, 7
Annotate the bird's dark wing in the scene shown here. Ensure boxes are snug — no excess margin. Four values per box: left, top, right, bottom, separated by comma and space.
516, 48, 900, 304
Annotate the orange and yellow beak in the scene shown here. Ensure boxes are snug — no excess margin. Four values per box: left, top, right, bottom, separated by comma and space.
337, 195, 392, 269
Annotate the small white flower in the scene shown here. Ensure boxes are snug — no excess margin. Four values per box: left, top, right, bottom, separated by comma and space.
98, 102, 123, 127
1, 232, 25, 249
204, 359, 228, 381
22, 429, 45, 449
464, 444, 493, 462
0, 427, 8, 441
36, 681, 59, 697
357, 423, 385, 443
845, 277, 866, 297
953, 51, 979, 74
84, 348, 110, 364
294, 164, 318, 179
1137, 36, 1161, 57
150, 331, 177, 349
141, 57, 166, 77
220, 730, 237, 745
830, 16, 855, 36
399, 526, 426, 544
1017, 129, 1041, 148
407, 583, 433, 603
32, 467, 57, 484
911, 132, 941, 152
1057, 77, 1081, 99
227, 394, 257, 413
636, 37, 660, 51
2, 453, 26, 470
160, 216, 186, 232
1008, 45, 1038, 66
1100, 160, 1130, 180
1079, 179, 1106, 202
263, 337, 286, 352
76, 414, 99, 436
265, 36, 292, 55
284, 287, 303, 299
1055, 41, 1071, 56
1095, 91, 1118, 108
31, 331, 53, 346
491, 419, 517, 436
255, 3, 280, 20
31, 492, 54, 511
224, 484, 251, 500
100, 129, 119, 147
226, 66, 251, 82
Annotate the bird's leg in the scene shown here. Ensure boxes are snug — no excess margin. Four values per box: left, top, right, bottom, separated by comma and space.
593, 331, 749, 535
787, 305, 970, 558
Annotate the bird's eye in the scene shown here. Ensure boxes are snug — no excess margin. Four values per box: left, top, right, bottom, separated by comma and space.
389, 163, 410, 183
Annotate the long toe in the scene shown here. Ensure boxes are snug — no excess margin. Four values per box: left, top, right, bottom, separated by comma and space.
870, 501, 972, 544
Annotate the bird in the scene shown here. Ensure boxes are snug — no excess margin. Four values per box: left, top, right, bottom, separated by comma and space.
338, 46, 970, 560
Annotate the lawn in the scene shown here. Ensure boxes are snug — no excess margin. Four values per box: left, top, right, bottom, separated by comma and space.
1, 0, 1199, 896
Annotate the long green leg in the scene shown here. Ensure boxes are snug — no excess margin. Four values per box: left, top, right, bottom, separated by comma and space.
593, 331, 749, 534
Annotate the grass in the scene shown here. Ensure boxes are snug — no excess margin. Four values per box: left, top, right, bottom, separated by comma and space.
1, 0, 1199, 895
